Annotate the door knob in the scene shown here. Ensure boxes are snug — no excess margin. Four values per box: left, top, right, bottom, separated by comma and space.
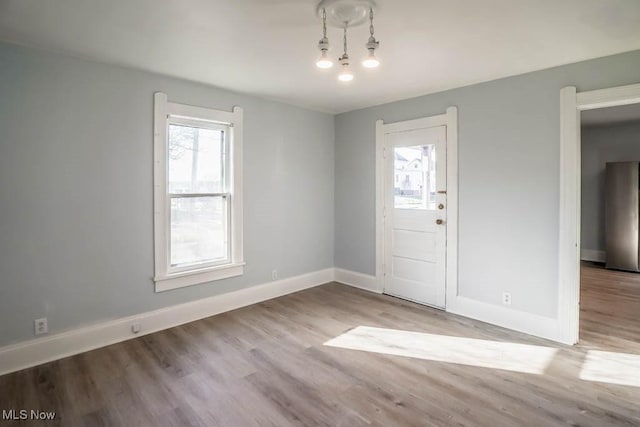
436, 219, 444, 225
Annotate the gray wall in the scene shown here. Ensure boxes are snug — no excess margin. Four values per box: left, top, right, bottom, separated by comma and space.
335, 50, 640, 318
581, 121, 640, 253
0, 43, 335, 346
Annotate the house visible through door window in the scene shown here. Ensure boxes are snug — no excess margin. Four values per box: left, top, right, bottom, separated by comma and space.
394, 145, 436, 210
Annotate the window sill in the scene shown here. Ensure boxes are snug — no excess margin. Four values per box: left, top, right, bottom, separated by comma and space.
154, 262, 245, 292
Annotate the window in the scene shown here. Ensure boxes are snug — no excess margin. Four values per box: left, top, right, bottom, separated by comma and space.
153, 93, 243, 292
394, 145, 436, 210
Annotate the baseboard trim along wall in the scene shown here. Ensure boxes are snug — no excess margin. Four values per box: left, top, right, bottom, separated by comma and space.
446, 297, 564, 343
335, 268, 565, 344
0, 267, 568, 375
334, 268, 381, 293
581, 249, 606, 263
0, 268, 334, 376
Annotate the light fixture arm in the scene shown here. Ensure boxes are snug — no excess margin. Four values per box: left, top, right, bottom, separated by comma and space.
366, 7, 379, 51
323, 8, 328, 39
318, 8, 329, 50
315, 8, 334, 69
339, 24, 350, 63
343, 25, 348, 57
338, 24, 354, 81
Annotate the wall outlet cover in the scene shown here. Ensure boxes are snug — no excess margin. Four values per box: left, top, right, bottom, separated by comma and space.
34, 318, 48, 335
502, 292, 512, 306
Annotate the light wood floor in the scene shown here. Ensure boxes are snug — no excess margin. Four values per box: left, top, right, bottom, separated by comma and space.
580, 262, 640, 348
1, 265, 639, 426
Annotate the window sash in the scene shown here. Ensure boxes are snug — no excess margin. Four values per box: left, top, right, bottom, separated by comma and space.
167, 119, 230, 196
168, 194, 231, 274
165, 118, 232, 274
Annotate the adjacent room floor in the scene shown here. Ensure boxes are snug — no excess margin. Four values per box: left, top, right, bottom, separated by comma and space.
1, 272, 639, 426
580, 261, 640, 348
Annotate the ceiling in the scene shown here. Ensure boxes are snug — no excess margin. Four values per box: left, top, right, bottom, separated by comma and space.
1, 0, 640, 114
582, 103, 640, 127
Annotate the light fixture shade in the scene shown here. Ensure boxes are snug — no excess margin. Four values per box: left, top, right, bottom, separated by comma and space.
316, 50, 333, 69
362, 50, 380, 68
338, 63, 354, 82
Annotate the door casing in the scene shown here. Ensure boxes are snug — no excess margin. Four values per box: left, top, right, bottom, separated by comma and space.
559, 82, 640, 345
375, 107, 459, 310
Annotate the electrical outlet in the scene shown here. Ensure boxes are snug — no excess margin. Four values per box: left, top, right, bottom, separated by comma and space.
272, 270, 278, 281
34, 318, 48, 335
502, 292, 512, 306
131, 322, 141, 334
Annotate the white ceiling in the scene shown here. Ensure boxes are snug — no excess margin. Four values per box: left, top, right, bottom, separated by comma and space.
582, 103, 640, 126
1, 0, 640, 113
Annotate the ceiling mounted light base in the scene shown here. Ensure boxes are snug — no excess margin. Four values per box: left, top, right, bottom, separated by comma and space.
316, 0, 377, 28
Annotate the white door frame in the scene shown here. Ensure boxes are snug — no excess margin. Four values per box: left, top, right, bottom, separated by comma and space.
375, 107, 459, 307
559, 82, 640, 345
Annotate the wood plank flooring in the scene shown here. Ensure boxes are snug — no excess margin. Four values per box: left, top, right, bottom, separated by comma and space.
580, 262, 640, 348
1, 265, 639, 426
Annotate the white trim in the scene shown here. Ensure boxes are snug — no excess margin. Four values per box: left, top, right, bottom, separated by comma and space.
580, 249, 606, 263
167, 101, 238, 124
558, 86, 580, 345
0, 269, 334, 376
375, 108, 459, 308
559, 82, 640, 345
335, 268, 381, 293
230, 106, 244, 265
576, 83, 640, 110
154, 263, 245, 292
375, 119, 385, 292
153, 92, 169, 287
447, 297, 562, 343
381, 114, 449, 134
153, 93, 244, 292
444, 107, 459, 305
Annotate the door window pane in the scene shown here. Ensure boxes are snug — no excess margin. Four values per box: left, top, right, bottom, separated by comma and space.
168, 124, 224, 194
394, 144, 436, 209
170, 196, 228, 267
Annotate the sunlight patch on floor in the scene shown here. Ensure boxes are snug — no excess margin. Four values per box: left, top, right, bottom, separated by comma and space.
579, 349, 640, 387
324, 326, 558, 374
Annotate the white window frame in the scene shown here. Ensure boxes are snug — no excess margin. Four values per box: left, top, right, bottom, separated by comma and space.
153, 92, 244, 292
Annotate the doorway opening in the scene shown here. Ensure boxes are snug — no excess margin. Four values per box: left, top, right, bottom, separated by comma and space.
580, 104, 640, 348
559, 83, 640, 345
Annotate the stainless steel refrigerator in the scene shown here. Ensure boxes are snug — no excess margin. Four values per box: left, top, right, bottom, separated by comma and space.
605, 161, 640, 272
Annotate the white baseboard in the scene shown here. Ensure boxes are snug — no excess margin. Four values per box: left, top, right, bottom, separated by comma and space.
447, 296, 564, 344
581, 249, 606, 263
334, 268, 381, 293
334, 268, 566, 344
0, 268, 334, 376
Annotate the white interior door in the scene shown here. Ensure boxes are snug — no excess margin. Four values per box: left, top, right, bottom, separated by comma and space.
384, 126, 447, 308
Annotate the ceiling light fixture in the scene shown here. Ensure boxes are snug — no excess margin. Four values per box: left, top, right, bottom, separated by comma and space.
362, 8, 380, 68
315, 0, 380, 82
316, 8, 333, 69
338, 26, 354, 82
